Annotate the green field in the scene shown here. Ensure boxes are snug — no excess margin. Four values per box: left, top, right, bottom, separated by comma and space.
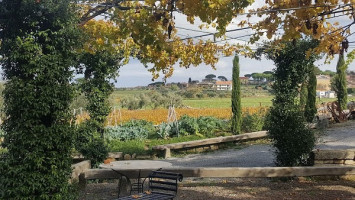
183, 97, 274, 108
109, 89, 352, 109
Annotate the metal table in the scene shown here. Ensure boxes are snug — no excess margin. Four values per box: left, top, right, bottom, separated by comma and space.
99, 160, 172, 198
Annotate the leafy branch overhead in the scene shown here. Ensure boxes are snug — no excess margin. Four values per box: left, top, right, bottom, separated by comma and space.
77, 0, 251, 79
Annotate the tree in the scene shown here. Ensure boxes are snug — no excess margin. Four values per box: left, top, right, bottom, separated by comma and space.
205, 74, 217, 79
248, 1, 355, 58
204, 74, 217, 82
73, 0, 253, 79
231, 55, 242, 135
218, 76, 228, 81
260, 40, 318, 166
188, 77, 192, 83
244, 74, 252, 78
323, 70, 337, 77
0, 0, 80, 199
305, 66, 317, 123
334, 53, 348, 110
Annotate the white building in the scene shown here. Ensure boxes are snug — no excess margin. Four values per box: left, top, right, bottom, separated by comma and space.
215, 81, 232, 91
317, 90, 336, 98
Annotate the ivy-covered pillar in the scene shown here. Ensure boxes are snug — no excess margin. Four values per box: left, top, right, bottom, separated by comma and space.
262, 40, 318, 166
0, 1, 80, 199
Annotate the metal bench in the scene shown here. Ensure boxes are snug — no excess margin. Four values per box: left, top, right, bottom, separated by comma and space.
118, 170, 183, 200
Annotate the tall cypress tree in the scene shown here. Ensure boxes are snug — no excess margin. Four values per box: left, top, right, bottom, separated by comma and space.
305, 66, 317, 122
231, 55, 242, 134
335, 53, 348, 110
0, 1, 80, 199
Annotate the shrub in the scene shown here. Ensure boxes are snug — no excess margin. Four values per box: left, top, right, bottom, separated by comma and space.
347, 88, 355, 94
207, 91, 217, 98
178, 115, 199, 136
157, 122, 179, 139
0, 129, 5, 137
123, 120, 156, 136
79, 138, 108, 168
105, 126, 149, 141
121, 91, 183, 109
108, 139, 147, 155
75, 123, 108, 167
241, 113, 264, 133
265, 105, 315, 166
197, 116, 225, 136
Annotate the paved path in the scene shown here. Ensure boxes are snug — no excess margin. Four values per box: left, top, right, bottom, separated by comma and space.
315, 122, 355, 150
166, 121, 355, 168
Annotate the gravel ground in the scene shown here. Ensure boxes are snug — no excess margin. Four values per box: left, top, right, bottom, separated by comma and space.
315, 121, 355, 150
79, 178, 355, 200
165, 121, 355, 168
166, 145, 275, 168
80, 121, 355, 200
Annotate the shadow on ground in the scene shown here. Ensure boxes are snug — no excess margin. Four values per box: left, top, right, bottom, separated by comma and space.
79, 178, 355, 200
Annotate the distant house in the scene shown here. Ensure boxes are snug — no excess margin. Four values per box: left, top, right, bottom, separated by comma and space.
215, 81, 232, 91
326, 91, 336, 98
197, 81, 215, 89
317, 90, 336, 98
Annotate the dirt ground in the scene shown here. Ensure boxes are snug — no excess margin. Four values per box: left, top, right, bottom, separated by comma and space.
79, 177, 355, 200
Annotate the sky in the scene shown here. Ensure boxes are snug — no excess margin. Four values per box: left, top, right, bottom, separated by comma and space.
115, 55, 355, 88
114, 0, 355, 88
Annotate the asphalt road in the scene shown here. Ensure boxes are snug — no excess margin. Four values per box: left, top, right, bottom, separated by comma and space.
166, 121, 355, 168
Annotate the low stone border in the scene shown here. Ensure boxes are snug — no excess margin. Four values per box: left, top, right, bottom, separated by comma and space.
79, 166, 355, 186
152, 131, 268, 158
313, 149, 355, 166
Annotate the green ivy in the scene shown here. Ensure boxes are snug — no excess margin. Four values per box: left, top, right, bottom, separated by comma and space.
261, 40, 317, 166
0, 0, 80, 199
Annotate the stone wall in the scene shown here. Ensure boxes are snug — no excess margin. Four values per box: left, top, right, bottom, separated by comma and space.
313, 149, 355, 166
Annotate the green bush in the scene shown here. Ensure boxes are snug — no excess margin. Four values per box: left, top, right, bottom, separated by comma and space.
206, 91, 217, 97
197, 116, 225, 136
105, 126, 149, 141
178, 115, 199, 136
265, 105, 315, 166
79, 138, 108, 168
108, 139, 147, 155
0, 129, 5, 137
121, 91, 183, 110
74, 123, 108, 167
157, 122, 179, 139
347, 88, 355, 94
108, 135, 205, 155
241, 113, 264, 133
123, 120, 156, 136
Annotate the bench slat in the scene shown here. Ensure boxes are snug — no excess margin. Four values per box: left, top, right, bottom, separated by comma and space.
149, 180, 177, 186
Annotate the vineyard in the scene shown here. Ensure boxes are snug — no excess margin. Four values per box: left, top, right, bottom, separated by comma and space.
74, 106, 269, 126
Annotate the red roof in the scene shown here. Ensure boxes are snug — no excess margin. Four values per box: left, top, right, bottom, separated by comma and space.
216, 81, 232, 85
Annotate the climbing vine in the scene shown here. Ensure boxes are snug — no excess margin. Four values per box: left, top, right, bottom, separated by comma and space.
0, 0, 81, 199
